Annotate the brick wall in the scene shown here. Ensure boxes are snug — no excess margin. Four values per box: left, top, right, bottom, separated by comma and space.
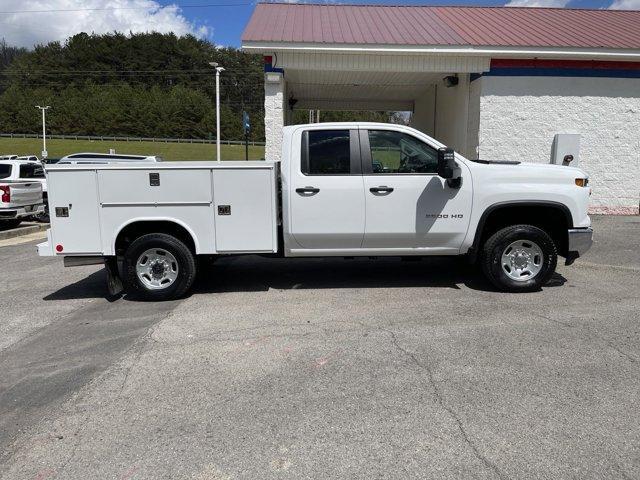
477, 75, 640, 215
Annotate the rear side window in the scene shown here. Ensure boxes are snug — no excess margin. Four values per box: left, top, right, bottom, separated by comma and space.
303, 130, 351, 175
19, 164, 45, 178
0, 164, 11, 179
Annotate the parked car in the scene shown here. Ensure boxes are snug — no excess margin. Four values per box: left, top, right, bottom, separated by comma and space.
0, 159, 49, 222
0, 155, 19, 160
38, 122, 592, 300
0, 176, 44, 229
57, 153, 162, 164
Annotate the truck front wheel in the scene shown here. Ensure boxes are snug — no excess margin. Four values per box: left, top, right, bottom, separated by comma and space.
481, 225, 557, 292
123, 233, 196, 300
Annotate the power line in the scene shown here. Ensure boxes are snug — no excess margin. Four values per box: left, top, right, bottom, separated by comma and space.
0, 2, 254, 14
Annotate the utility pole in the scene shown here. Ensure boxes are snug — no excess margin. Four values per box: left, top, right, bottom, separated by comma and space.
35, 105, 50, 159
209, 62, 225, 162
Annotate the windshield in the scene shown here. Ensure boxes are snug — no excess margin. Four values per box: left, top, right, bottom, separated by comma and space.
0, 164, 12, 179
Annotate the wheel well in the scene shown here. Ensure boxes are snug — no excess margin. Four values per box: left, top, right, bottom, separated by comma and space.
474, 204, 571, 258
115, 221, 196, 255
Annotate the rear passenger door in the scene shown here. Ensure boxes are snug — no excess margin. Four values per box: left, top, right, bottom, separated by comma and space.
288, 129, 365, 250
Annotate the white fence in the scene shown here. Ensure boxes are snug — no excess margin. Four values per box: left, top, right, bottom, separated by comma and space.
0, 133, 265, 146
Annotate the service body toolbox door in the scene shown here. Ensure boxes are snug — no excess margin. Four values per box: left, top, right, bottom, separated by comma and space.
212, 165, 277, 253
288, 128, 365, 250
47, 169, 102, 254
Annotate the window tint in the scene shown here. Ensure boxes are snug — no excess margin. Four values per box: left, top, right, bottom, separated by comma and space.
305, 130, 351, 175
19, 164, 45, 178
0, 164, 11, 179
367, 130, 438, 174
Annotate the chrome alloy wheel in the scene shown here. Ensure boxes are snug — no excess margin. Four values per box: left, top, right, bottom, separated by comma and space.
136, 248, 179, 290
500, 240, 544, 282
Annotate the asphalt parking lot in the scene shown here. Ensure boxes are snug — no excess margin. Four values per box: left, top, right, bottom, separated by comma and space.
0, 215, 638, 480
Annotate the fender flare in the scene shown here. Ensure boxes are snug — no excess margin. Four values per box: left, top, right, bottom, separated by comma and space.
469, 201, 574, 261
112, 217, 200, 255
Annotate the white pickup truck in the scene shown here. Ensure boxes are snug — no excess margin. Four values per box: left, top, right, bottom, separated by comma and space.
38, 122, 593, 299
0, 180, 44, 229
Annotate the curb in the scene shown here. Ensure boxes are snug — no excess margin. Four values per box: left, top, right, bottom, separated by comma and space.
0, 223, 49, 241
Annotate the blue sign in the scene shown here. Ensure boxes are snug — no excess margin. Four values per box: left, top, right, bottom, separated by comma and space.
242, 111, 250, 134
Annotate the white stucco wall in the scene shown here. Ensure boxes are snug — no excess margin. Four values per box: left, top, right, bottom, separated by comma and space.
264, 73, 285, 163
477, 75, 640, 214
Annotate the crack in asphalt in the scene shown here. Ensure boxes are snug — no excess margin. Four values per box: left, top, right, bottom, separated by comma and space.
380, 326, 506, 480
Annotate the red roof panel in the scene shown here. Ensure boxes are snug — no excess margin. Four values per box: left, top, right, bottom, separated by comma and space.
242, 3, 640, 50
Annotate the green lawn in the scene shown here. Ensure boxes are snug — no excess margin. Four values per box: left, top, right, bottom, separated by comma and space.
0, 138, 265, 161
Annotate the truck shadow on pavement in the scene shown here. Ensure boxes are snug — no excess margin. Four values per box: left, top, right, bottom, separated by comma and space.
43, 270, 118, 302
193, 255, 567, 295
42, 255, 567, 301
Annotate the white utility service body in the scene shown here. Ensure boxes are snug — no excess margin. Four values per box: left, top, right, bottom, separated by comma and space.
38, 122, 593, 299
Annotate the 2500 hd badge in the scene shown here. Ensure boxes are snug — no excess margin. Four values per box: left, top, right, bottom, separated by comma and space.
426, 214, 464, 219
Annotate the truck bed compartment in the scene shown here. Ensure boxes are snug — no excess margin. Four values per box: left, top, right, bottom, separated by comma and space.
44, 162, 278, 256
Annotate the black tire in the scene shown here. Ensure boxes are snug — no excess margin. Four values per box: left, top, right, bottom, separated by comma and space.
123, 233, 196, 300
481, 224, 557, 292
1, 219, 21, 230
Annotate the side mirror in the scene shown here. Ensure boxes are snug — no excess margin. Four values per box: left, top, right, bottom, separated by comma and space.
437, 147, 456, 179
437, 147, 462, 188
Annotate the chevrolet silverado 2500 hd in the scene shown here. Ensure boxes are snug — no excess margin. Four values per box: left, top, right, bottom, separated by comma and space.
37, 122, 593, 299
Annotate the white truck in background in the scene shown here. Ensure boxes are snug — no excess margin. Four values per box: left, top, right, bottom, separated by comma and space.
38, 122, 593, 300
0, 159, 48, 222
0, 180, 44, 229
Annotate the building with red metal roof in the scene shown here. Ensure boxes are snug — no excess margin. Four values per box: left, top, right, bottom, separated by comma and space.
242, 3, 640, 214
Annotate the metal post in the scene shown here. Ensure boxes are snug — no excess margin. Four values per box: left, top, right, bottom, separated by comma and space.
35, 105, 50, 158
209, 62, 225, 162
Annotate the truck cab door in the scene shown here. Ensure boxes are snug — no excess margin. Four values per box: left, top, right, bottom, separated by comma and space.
287, 128, 365, 250
360, 128, 472, 253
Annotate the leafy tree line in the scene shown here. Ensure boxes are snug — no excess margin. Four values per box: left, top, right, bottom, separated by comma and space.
0, 32, 400, 141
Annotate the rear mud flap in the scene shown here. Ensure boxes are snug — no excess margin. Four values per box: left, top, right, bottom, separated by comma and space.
104, 257, 124, 296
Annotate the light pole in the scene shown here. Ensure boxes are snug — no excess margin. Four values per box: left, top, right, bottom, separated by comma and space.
35, 105, 50, 159
209, 62, 225, 162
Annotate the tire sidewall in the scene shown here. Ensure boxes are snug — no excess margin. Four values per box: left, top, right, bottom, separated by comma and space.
124, 234, 195, 300
486, 225, 557, 292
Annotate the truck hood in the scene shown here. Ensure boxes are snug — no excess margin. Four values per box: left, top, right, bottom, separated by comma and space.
471, 159, 587, 179
518, 162, 587, 178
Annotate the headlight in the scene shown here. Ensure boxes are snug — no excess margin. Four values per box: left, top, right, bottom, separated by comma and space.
575, 178, 589, 187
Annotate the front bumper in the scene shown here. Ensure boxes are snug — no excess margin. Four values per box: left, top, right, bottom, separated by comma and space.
565, 227, 593, 265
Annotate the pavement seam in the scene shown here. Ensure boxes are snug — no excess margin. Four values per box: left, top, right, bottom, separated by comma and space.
379, 326, 506, 480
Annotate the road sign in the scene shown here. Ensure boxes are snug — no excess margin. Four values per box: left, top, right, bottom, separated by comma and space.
243, 111, 250, 134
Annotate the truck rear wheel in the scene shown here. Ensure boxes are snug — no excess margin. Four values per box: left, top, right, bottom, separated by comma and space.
481, 224, 557, 292
123, 233, 196, 300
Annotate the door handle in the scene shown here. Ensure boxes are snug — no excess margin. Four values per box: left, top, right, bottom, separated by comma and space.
296, 186, 320, 194
369, 186, 394, 194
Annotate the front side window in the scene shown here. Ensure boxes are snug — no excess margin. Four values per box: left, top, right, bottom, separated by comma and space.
367, 130, 438, 174
304, 130, 351, 175
19, 164, 45, 178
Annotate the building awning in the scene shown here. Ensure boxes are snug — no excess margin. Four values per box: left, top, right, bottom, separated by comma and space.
242, 3, 640, 60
